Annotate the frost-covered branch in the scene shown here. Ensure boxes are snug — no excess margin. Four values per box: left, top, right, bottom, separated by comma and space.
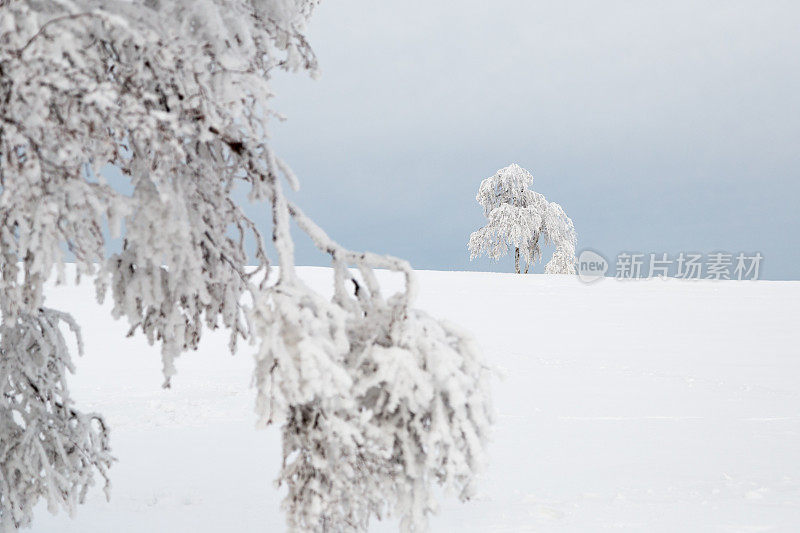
0, 307, 112, 532
250, 188, 492, 532
1, 1, 491, 531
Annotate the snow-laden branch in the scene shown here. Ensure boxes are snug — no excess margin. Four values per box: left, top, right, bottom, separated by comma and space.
0, 307, 113, 532
287, 199, 417, 308
0, 2, 491, 531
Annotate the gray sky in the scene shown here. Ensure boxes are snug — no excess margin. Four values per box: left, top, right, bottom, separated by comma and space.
252, 0, 800, 279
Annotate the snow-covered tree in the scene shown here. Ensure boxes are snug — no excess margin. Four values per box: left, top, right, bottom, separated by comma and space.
468, 164, 577, 274
0, 2, 492, 532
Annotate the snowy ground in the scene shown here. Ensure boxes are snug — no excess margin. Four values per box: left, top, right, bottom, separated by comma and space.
29, 268, 800, 532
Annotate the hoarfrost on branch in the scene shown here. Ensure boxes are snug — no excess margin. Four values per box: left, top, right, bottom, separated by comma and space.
0, 2, 492, 531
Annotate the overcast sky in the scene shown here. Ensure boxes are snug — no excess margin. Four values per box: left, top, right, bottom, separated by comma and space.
249, 0, 800, 279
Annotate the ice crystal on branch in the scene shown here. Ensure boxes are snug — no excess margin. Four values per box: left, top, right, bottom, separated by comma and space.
469, 164, 577, 274
0, 1, 491, 531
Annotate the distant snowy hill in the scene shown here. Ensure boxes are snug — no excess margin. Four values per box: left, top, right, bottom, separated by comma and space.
30, 268, 800, 532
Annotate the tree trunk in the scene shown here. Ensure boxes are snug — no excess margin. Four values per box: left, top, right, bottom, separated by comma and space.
514, 247, 520, 274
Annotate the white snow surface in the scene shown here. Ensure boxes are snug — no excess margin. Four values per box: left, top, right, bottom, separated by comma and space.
28, 268, 800, 532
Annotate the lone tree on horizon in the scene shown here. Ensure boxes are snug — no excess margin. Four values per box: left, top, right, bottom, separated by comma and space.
468, 164, 577, 274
